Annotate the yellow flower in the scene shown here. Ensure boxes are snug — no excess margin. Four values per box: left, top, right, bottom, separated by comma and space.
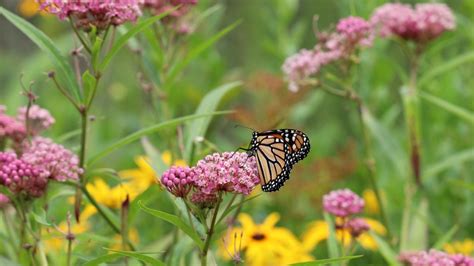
444, 239, 474, 255
302, 218, 386, 251
220, 213, 313, 266
86, 178, 139, 209
363, 189, 380, 215
119, 152, 186, 192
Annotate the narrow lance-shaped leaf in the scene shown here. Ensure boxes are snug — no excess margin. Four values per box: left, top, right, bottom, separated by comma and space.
419, 91, 474, 125
138, 200, 204, 250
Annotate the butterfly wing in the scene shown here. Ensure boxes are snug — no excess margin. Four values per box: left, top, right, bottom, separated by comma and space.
253, 134, 292, 192
250, 129, 310, 192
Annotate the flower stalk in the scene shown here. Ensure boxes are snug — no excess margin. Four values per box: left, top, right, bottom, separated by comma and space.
201, 192, 222, 266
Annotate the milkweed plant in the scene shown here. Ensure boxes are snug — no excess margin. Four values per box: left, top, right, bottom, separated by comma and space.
0, 0, 472, 265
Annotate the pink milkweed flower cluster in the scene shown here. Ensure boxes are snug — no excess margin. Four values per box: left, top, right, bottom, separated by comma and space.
398, 249, 474, 266
38, 0, 142, 31
0, 152, 48, 198
22, 137, 82, 182
323, 188, 365, 217
282, 16, 372, 92
282, 3, 455, 92
0, 105, 54, 145
161, 152, 259, 207
0, 104, 81, 198
0, 107, 26, 144
17, 105, 55, 136
371, 3, 455, 43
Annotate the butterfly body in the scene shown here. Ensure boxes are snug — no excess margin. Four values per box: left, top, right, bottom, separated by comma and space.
248, 129, 310, 192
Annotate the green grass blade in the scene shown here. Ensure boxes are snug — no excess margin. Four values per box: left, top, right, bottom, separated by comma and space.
165, 20, 241, 87
0, 7, 79, 99
103, 249, 165, 266
138, 200, 204, 250
418, 51, 474, 88
433, 225, 458, 249
88, 111, 232, 165
99, 11, 173, 71
419, 92, 474, 125
82, 253, 122, 266
424, 148, 474, 179
370, 233, 401, 266
289, 255, 363, 266
184, 82, 241, 161
323, 213, 339, 266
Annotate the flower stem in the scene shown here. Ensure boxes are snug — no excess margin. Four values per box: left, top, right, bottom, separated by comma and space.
201, 193, 222, 266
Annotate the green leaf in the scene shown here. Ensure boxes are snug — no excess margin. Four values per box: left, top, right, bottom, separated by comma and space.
82, 253, 122, 266
138, 200, 204, 250
289, 255, 363, 266
184, 82, 241, 162
0, 7, 79, 99
418, 51, 474, 88
419, 92, 474, 125
323, 213, 339, 266
424, 148, 474, 179
104, 249, 165, 266
166, 21, 241, 87
433, 225, 458, 249
87, 111, 232, 165
82, 70, 97, 106
31, 209, 51, 227
91, 36, 103, 70
370, 233, 401, 266
99, 11, 173, 71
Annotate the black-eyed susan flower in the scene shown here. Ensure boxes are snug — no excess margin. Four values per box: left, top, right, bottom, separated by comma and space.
220, 213, 313, 266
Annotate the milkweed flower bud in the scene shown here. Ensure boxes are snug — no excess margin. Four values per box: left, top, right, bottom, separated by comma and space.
161, 166, 194, 197
0, 152, 47, 197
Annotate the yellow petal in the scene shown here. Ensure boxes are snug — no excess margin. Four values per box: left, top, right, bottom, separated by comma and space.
363, 189, 380, 214
161, 151, 172, 165
238, 213, 257, 233
364, 218, 387, 235
261, 213, 280, 230
357, 233, 378, 250
301, 220, 329, 251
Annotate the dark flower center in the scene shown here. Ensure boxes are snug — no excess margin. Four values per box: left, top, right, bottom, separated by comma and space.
251, 233, 266, 241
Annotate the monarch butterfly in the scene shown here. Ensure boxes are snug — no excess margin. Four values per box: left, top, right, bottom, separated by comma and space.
246, 129, 310, 192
